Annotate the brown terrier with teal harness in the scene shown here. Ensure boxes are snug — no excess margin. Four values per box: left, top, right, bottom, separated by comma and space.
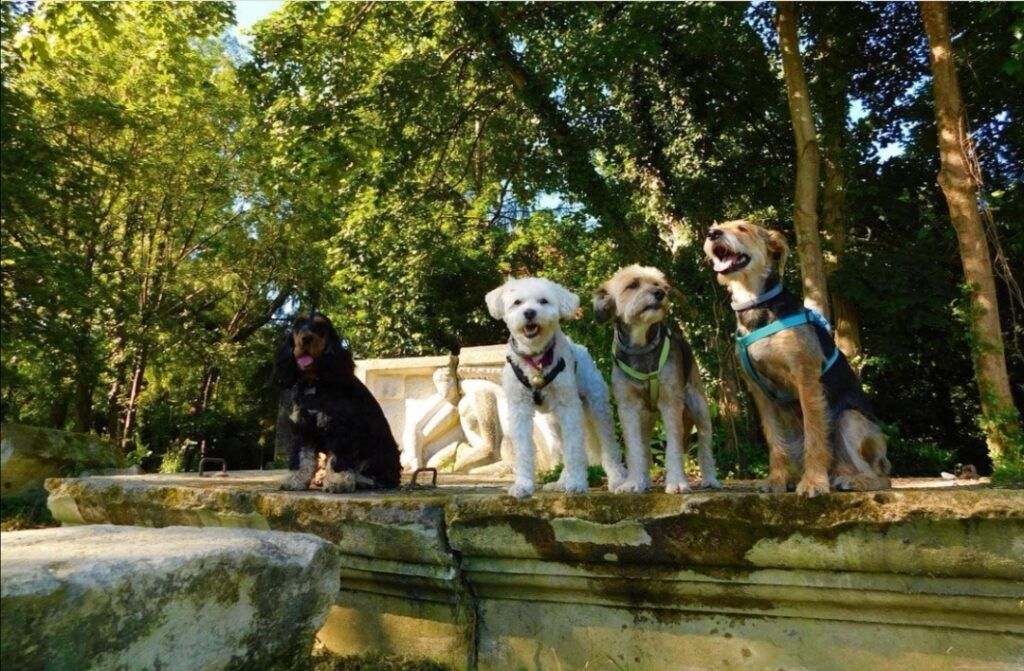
705, 221, 890, 496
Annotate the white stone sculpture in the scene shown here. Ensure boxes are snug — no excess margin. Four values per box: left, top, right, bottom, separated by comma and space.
374, 346, 567, 475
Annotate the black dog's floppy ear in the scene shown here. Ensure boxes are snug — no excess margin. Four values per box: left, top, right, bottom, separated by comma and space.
318, 314, 343, 351
593, 286, 616, 325
316, 315, 356, 381
273, 327, 298, 388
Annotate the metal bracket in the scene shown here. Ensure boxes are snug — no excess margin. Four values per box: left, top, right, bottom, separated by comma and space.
405, 467, 438, 490
198, 457, 228, 477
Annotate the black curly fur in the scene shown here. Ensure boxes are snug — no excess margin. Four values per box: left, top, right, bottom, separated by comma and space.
273, 313, 401, 489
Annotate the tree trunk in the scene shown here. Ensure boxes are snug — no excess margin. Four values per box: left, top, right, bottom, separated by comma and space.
119, 345, 148, 452
919, 1, 1023, 478
194, 365, 220, 456
821, 133, 863, 362
72, 371, 94, 433
49, 388, 71, 430
106, 375, 124, 439
775, 1, 831, 319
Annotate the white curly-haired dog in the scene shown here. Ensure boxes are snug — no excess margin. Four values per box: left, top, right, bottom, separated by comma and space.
594, 265, 720, 494
486, 277, 628, 498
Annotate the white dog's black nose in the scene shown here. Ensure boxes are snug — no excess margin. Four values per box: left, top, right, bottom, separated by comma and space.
653, 289, 665, 301
708, 229, 723, 241
523, 309, 537, 321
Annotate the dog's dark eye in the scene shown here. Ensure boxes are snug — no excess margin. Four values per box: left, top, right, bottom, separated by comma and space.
627, 279, 640, 290
738, 226, 748, 233
513, 299, 522, 306
539, 298, 549, 305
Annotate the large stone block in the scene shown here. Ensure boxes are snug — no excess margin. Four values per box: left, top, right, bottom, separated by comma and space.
0, 524, 340, 671
1, 422, 123, 498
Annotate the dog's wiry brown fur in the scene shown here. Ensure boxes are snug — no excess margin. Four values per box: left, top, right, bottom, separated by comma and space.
704, 221, 890, 497
595, 265, 720, 494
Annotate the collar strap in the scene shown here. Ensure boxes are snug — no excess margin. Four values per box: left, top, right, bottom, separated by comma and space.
509, 336, 555, 365
507, 355, 567, 406
735, 310, 841, 403
613, 329, 672, 409
614, 323, 664, 356
731, 282, 783, 311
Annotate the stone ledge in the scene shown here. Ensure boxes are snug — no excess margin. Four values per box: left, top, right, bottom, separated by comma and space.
444, 488, 1024, 578
42, 471, 1024, 670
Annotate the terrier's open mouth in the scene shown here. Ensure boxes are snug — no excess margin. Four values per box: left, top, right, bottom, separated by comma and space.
296, 354, 315, 370
712, 243, 751, 274
523, 323, 541, 338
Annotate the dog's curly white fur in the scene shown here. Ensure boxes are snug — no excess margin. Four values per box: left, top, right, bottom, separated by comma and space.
486, 277, 628, 498
595, 265, 720, 494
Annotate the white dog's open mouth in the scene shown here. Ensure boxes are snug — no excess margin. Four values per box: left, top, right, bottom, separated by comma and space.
523, 323, 541, 339
712, 242, 751, 274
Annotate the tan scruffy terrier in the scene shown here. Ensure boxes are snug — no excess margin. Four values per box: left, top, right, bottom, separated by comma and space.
594, 265, 720, 494
704, 220, 890, 497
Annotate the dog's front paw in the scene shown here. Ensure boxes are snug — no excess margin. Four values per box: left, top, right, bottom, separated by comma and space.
507, 481, 534, 499
323, 469, 357, 494
563, 474, 589, 495
758, 477, 787, 494
613, 479, 645, 495
280, 472, 311, 491
795, 476, 830, 498
605, 466, 628, 492
664, 480, 692, 495
700, 476, 723, 490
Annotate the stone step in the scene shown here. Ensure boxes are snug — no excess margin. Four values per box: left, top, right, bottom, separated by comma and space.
0, 524, 340, 671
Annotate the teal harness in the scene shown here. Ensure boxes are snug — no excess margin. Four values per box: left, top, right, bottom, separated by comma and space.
736, 310, 840, 403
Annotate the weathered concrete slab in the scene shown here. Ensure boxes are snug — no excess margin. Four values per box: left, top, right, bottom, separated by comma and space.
43, 471, 1024, 670
1, 422, 123, 497
0, 524, 340, 671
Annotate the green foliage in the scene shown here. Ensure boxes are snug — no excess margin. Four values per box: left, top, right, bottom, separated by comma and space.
537, 463, 607, 489
0, 491, 58, 531
2, 1, 1021, 480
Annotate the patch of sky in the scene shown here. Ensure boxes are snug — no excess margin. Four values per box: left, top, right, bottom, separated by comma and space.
231, 1, 283, 49
551, 82, 567, 105
848, 95, 907, 164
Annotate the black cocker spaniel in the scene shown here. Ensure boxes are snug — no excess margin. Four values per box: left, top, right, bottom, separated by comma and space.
273, 313, 401, 492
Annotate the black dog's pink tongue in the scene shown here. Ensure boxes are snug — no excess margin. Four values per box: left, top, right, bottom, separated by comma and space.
297, 354, 315, 369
